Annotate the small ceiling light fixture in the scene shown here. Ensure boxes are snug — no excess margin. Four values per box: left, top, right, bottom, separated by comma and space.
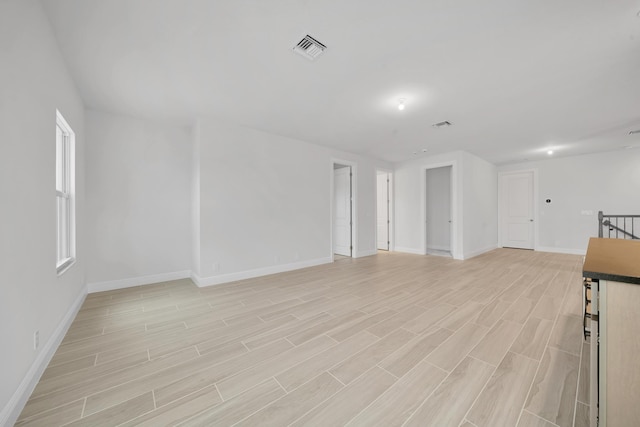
422, 148, 428, 153
398, 99, 406, 111
547, 150, 554, 155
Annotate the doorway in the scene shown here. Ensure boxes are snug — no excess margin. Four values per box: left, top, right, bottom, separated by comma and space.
499, 170, 535, 249
425, 166, 452, 257
376, 171, 390, 251
333, 163, 352, 257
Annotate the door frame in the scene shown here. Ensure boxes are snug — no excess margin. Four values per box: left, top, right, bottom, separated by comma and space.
330, 159, 357, 260
498, 169, 538, 250
422, 161, 461, 260
376, 169, 393, 251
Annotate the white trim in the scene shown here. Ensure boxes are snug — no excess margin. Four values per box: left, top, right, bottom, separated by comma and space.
536, 246, 587, 256
354, 249, 378, 258
330, 159, 358, 258
394, 246, 426, 255
0, 285, 87, 427
87, 270, 191, 293
422, 161, 462, 260
498, 169, 539, 250
194, 257, 332, 287
462, 244, 499, 260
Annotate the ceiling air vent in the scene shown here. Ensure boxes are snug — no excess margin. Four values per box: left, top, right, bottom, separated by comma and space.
293, 35, 326, 60
432, 121, 452, 128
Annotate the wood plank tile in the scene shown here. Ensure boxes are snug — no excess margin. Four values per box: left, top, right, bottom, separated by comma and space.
531, 295, 563, 321
64, 392, 154, 427
467, 352, 539, 426
175, 379, 285, 426
234, 373, 343, 427
403, 357, 495, 427
574, 402, 590, 427
577, 341, 589, 404
403, 304, 457, 334
153, 338, 292, 407
510, 317, 554, 361
470, 320, 522, 366
276, 331, 378, 391
475, 299, 513, 328
215, 335, 335, 400
119, 384, 222, 427
426, 322, 489, 372
330, 328, 415, 384
328, 309, 397, 342
503, 297, 537, 324
547, 314, 582, 356
366, 305, 426, 338
517, 410, 558, 427
286, 311, 365, 345
380, 328, 452, 378
438, 301, 485, 331
15, 399, 84, 427
524, 347, 579, 427
346, 361, 447, 427
289, 367, 397, 427
19, 347, 199, 420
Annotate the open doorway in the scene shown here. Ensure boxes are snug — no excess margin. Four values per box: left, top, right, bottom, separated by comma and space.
425, 166, 452, 257
333, 163, 352, 258
376, 170, 391, 251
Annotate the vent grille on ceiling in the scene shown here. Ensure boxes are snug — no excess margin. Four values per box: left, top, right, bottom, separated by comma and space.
432, 121, 452, 128
293, 35, 326, 60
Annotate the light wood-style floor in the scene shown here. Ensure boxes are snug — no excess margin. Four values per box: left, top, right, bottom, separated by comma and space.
17, 249, 590, 426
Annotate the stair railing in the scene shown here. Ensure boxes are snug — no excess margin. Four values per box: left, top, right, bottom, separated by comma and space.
598, 211, 640, 239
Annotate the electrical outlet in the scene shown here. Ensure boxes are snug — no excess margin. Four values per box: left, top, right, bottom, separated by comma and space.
212, 263, 219, 273
33, 330, 39, 350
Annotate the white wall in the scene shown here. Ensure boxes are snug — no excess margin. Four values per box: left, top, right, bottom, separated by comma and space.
193, 118, 388, 285
0, 1, 86, 423
85, 110, 192, 287
498, 149, 640, 254
394, 150, 498, 259
462, 151, 499, 258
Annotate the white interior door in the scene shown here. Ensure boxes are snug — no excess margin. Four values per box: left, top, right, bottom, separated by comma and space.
376, 173, 389, 250
426, 167, 452, 254
334, 166, 351, 256
500, 171, 534, 249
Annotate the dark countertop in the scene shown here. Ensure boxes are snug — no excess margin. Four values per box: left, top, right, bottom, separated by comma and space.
583, 237, 640, 285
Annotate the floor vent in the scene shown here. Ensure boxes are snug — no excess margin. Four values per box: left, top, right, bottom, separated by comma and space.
293, 35, 327, 60
432, 121, 453, 128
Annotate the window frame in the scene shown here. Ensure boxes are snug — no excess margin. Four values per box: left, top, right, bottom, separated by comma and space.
56, 110, 76, 275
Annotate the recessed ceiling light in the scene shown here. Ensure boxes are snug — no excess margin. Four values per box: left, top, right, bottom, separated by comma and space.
547, 150, 554, 155
398, 99, 406, 111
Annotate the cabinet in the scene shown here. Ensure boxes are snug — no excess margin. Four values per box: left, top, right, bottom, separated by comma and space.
583, 238, 640, 427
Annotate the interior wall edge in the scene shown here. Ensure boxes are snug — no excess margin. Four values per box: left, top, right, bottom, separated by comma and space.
193, 256, 333, 288
0, 284, 87, 427
86, 270, 192, 294
461, 244, 499, 260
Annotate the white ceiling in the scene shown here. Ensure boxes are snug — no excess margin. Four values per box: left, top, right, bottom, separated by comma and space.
41, 0, 640, 164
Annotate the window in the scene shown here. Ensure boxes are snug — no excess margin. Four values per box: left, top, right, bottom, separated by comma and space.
56, 110, 75, 274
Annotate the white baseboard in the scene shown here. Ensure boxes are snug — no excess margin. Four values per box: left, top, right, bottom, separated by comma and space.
354, 249, 377, 258
0, 285, 87, 427
193, 257, 333, 287
536, 246, 587, 256
393, 246, 426, 255
87, 270, 191, 293
463, 244, 499, 260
